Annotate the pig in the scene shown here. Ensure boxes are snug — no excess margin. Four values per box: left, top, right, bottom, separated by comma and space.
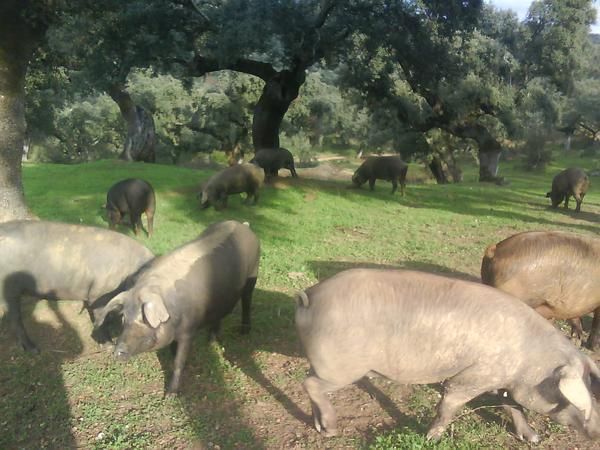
250, 147, 298, 178
481, 231, 600, 350
106, 178, 156, 237
546, 167, 590, 212
295, 269, 600, 442
0, 220, 154, 353
199, 163, 265, 210
351, 155, 408, 195
93, 220, 260, 394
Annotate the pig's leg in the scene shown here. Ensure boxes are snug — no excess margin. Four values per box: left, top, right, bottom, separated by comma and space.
145, 208, 154, 237
586, 307, 600, 350
390, 178, 398, 194
131, 211, 142, 235
574, 192, 584, 212
240, 277, 257, 334
368, 178, 376, 191
426, 383, 485, 441
303, 375, 346, 437
166, 336, 192, 394
6, 295, 39, 353
568, 317, 584, 343
564, 194, 570, 209
208, 321, 221, 341
502, 403, 539, 443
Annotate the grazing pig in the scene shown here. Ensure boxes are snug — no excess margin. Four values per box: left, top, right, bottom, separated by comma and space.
0, 220, 154, 353
94, 220, 260, 394
199, 163, 265, 210
250, 148, 298, 178
546, 167, 589, 212
352, 155, 408, 195
106, 178, 156, 237
481, 231, 600, 350
296, 269, 600, 442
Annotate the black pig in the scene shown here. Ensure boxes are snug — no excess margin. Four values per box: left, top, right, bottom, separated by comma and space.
0, 220, 154, 352
250, 148, 298, 178
94, 220, 260, 394
106, 178, 156, 237
546, 167, 589, 212
352, 155, 408, 195
199, 163, 264, 210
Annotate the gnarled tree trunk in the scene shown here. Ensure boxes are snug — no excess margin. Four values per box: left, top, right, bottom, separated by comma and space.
0, 2, 43, 222
451, 123, 503, 183
252, 68, 306, 149
428, 156, 449, 184
108, 86, 156, 163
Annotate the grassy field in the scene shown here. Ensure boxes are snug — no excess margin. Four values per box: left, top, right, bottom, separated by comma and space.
1, 151, 599, 449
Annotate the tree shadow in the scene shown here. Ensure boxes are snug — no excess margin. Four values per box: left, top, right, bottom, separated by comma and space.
0, 291, 82, 448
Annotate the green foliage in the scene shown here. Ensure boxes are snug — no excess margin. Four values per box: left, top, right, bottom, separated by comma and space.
523, 0, 597, 94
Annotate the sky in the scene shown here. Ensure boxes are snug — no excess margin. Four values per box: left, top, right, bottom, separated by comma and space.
487, 0, 600, 34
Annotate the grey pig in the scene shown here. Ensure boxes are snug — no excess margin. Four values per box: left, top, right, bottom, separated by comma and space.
295, 268, 600, 442
482, 230, 600, 350
94, 220, 260, 394
199, 163, 265, 210
0, 220, 154, 352
106, 178, 156, 237
352, 155, 408, 195
546, 167, 589, 212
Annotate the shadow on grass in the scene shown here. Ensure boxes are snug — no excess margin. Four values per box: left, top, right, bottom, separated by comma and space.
157, 287, 303, 448
0, 300, 81, 449
308, 260, 480, 283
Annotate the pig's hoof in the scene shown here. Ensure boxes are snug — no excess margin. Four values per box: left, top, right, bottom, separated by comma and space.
22, 342, 40, 354
320, 427, 338, 437
586, 337, 600, 352
521, 431, 540, 444
426, 427, 444, 441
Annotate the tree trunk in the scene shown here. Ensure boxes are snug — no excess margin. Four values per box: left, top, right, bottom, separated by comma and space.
428, 156, 449, 184
479, 150, 502, 182
450, 123, 504, 183
252, 69, 306, 149
0, 2, 42, 222
564, 133, 572, 152
108, 86, 156, 162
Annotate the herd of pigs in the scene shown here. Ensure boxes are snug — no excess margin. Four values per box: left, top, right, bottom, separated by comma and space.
1, 148, 598, 444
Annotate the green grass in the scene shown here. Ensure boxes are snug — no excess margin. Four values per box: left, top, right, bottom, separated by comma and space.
0, 152, 599, 449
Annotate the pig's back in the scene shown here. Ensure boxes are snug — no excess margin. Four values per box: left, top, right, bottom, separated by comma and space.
296, 269, 563, 385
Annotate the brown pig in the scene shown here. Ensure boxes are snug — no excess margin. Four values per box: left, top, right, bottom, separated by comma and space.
546, 167, 590, 212
296, 269, 600, 443
481, 230, 600, 350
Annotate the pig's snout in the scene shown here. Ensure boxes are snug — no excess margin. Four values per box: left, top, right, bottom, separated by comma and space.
114, 345, 131, 361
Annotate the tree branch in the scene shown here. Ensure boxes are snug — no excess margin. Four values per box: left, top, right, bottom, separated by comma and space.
189, 54, 276, 81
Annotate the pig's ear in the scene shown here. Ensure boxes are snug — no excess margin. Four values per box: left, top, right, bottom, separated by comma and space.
94, 292, 127, 328
558, 363, 593, 421
141, 291, 170, 328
